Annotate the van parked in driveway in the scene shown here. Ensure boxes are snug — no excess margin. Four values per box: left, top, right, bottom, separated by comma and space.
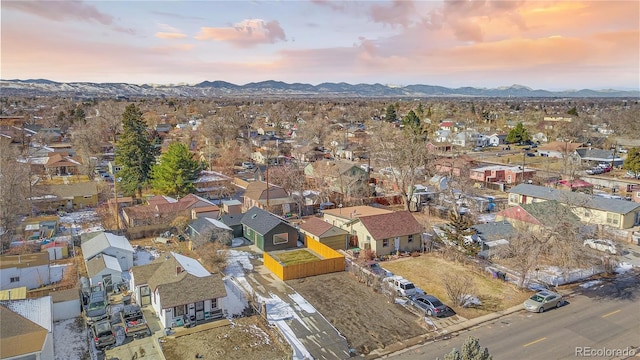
384, 276, 418, 297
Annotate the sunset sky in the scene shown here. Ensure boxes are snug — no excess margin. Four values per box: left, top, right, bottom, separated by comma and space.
2, 0, 639, 90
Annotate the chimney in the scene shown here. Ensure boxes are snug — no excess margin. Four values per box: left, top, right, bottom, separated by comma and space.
176, 266, 182, 275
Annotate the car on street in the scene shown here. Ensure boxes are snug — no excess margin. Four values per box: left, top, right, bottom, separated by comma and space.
523, 290, 563, 313
583, 239, 617, 255
90, 320, 116, 350
411, 295, 453, 317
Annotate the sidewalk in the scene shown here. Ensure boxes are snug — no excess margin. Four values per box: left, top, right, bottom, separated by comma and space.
368, 304, 525, 359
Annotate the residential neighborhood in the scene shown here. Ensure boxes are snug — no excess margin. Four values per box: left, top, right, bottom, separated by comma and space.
1, 95, 639, 360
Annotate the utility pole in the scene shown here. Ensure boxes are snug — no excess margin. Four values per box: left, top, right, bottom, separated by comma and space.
113, 175, 119, 231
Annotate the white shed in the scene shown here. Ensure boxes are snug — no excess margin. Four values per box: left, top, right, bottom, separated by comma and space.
85, 254, 123, 290
81, 231, 134, 271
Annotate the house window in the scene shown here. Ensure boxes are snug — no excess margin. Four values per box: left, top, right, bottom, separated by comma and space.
10, 277, 19, 283
509, 194, 518, 203
273, 232, 289, 245
383, 239, 389, 247
408, 234, 414, 243
606, 213, 620, 226
211, 298, 218, 309
366, 235, 371, 242
83, 195, 92, 199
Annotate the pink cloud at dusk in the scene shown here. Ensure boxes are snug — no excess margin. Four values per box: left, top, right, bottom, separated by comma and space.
3, 0, 113, 25
155, 32, 188, 39
195, 19, 286, 48
369, 0, 416, 27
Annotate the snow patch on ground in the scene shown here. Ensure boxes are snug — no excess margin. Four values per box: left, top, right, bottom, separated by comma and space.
225, 250, 255, 277
288, 293, 316, 314
53, 318, 89, 360
460, 295, 482, 308
615, 262, 633, 274
58, 210, 101, 225
133, 248, 159, 266
580, 280, 603, 289
222, 278, 250, 317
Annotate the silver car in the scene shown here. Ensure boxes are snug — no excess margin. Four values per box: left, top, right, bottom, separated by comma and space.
411, 295, 452, 317
523, 290, 563, 313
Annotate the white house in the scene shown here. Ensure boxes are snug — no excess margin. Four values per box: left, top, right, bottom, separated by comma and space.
0, 296, 54, 360
0, 253, 51, 290
487, 134, 507, 147
85, 254, 123, 290
129, 252, 227, 329
81, 231, 134, 271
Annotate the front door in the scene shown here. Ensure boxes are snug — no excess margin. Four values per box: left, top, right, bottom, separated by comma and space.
140, 286, 151, 306
195, 301, 205, 321
394, 237, 400, 252
102, 274, 113, 293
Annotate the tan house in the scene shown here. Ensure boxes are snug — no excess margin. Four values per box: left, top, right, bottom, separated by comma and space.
299, 216, 349, 250
122, 194, 219, 228
508, 184, 640, 230
242, 181, 295, 216
304, 160, 370, 198
321, 206, 423, 255
30, 182, 98, 212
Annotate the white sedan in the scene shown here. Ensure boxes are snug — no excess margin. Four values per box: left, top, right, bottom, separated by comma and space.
583, 239, 617, 255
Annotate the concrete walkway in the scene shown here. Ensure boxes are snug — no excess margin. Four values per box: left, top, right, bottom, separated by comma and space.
246, 259, 352, 360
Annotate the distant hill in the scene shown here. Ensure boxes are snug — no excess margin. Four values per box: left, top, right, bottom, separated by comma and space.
0, 79, 637, 98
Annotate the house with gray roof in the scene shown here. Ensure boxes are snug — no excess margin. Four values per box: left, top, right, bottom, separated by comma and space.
187, 217, 233, 248
241, 207, 298, 251
574, 148, 624, 166
81, 231, 134, 271
508, 184, 640, 229
85, 253, 123, 290
129, 252, 227, 328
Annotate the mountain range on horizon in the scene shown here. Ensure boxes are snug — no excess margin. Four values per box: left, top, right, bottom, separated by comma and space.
1, 78, 638, 98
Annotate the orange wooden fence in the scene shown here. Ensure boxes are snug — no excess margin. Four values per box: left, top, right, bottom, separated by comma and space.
263, 237, 345, 281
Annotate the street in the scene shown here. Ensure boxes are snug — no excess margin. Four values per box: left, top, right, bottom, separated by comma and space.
386, 270, 640, 360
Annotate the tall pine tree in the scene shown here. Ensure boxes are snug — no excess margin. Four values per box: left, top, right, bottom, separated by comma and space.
441, 211, 479, 256
115, 104, 155, 198
150, 142, 203, 197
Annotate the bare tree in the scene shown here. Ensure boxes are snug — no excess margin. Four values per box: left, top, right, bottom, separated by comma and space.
0, 139, 31, 251
442, 272, 478, 307
369, 121, 435, 210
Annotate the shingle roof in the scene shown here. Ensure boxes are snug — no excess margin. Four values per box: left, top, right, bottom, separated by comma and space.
299, 217, 348, 238
575, 148, 622, 161
220, 213, 245, 227
0, 252, 49, 270
321, 205, 391, 220
133, 253, 226, 309
538, 141, 583, 152
0, 305, 48, 358
86, 254, 122, 278
358, 211, 423, 240
241, 207, 293, 235
509, 184, 640, 214
33, 182, 97, 199
471, 221, 515, 241
521, 201, 582, 227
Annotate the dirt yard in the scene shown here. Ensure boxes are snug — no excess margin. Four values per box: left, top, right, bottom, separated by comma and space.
381, 255, 531, 319
287, 272, 427, 355
161, 316, 292, 360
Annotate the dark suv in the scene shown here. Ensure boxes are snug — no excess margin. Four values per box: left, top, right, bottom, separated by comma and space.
91, 320, 116, 349
85, 291, 109, 324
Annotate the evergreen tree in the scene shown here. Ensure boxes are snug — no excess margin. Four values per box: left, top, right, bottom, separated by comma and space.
403, 110, 421, 133
444, 337, 492, 360
441, 212, 479, 256
623, 147, 640, 178
416, 103, 425, 117
567, 106, 578, 116
385, 104, 398, 123
505, 122, 530, 144
150, 142, 203, 197
115, 104, 156, 198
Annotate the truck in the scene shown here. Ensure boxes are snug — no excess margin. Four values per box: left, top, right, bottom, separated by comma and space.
120, 305, 151, 338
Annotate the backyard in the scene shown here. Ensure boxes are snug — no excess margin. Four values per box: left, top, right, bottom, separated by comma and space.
272, 248, 322, 265
381, 254, 531, 319
160, 316, 292, 360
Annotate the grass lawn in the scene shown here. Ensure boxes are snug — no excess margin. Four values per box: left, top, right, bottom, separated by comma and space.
273, 249, 321, 266
381, 255, 532, 319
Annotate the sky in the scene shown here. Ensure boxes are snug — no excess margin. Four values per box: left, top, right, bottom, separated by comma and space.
1, 0, 639, 90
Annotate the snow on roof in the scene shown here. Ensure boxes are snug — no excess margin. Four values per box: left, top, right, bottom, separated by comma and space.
205, 218, 233, 231
194, 171, 231, 183
0, 296, 53, 332
171, 251, 209, 277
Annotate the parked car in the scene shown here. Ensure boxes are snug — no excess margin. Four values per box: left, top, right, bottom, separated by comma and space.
85, 291, 109, 324
523, 290, 563, 313
242, 162, 255, 169
120, 304, 151, 338
525, 152, 535, 157
411, 295, 452, 317
90, 320, 116, 350
384, 276, 418, 297
583, 239, 617, 255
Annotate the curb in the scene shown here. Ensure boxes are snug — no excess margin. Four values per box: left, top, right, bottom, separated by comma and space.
368, 288, 582, 359
366, 305, 525, 359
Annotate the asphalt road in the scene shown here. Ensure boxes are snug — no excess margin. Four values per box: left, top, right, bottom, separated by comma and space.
387, 270, 640, 360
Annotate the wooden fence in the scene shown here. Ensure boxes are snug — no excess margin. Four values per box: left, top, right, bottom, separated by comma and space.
263, 237, 345, 281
